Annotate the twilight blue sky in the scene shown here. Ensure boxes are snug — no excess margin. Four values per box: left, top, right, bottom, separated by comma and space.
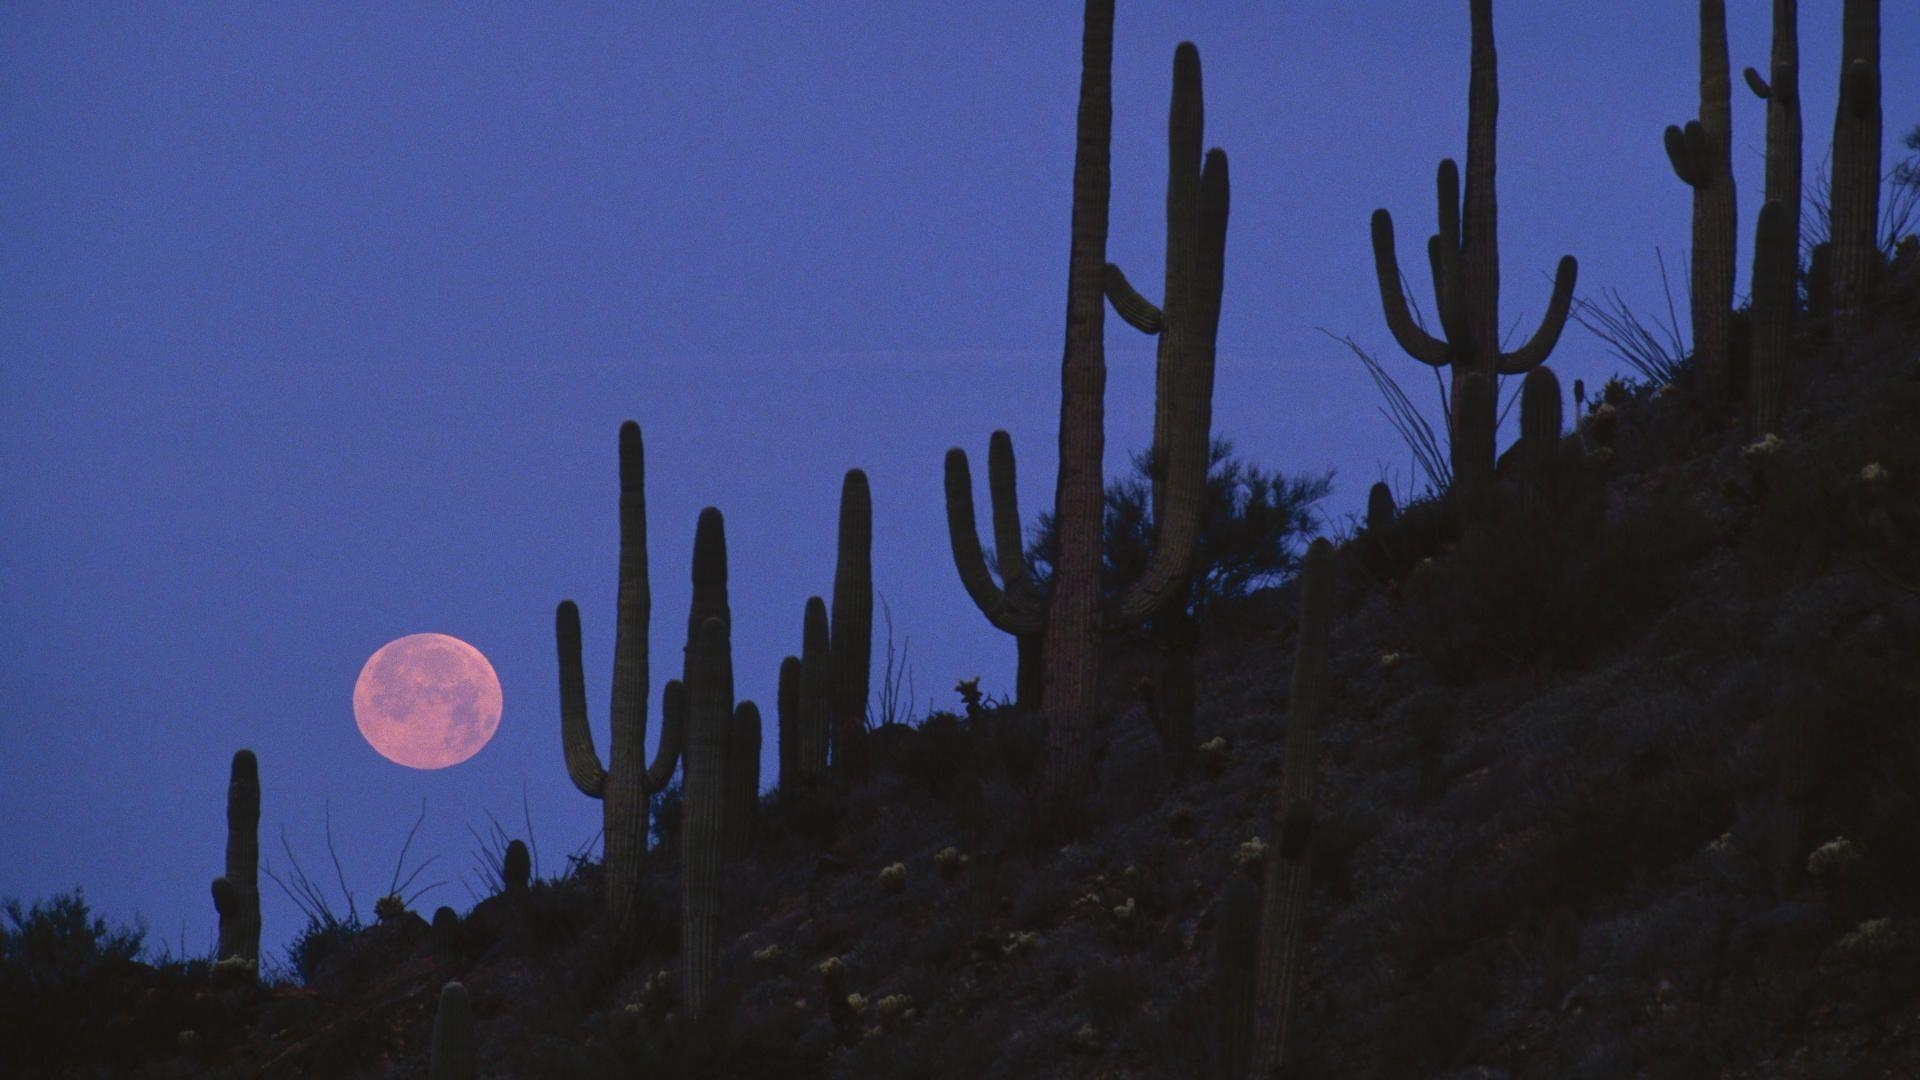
3, 2, 1915, 966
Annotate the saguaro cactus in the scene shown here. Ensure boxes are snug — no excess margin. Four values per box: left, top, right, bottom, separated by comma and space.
429, 981, 476, 1080
831, 470, 873, 785
682, 615, 732, 1019
1664, 0, 1737, 401
799, 597, 832, 777
1250, 538, 1335, 1074
1829, 0, 1881, 332
1450, 372, 1497, 520
1745, 0, 1802, 304
776, 654, 801, 793
724, 702, 761, 859
1210, 876, 1260, 1079
210, 749, 260, 972
502, 839, 531, 903
1751, 201, 1796, 433
1100, 41, 1229, 780
1519, 366, 1563, 493
556, 421, 684, 946
945, 0, 1225, 824
1371, 0, 1578, 486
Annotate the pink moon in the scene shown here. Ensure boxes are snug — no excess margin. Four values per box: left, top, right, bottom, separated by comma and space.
352, 633, 503, 769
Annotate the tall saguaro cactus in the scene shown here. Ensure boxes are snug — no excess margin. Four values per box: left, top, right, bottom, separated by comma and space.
830, 469, 873, 785
1829, 0, 1881, 332
723, 702, 761, 859
945, 0, 1225, 824
1751, 201, 1796, 433
556, 421, 684, 946
776, 655, 801, 792
1664, 0, 1737, 402
1371, 0, 1578, 487
210, 749, 260, 972
682, 614, 732, 1019
1745, 0, 1802, 302
799, 596, 832, 777
1101, 41, 1229, 779
1250, 538, 1335, 1075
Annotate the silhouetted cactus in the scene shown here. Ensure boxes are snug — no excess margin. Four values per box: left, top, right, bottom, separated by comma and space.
210, 748, 260, 974
1210, 876, 1259, 1079
683, 613, 732, 1018
831, 469, 873, 785
799, 596, 832, 778
1751, 201, 1796, 433
776, 654, 801, 793
1101, 41, 1228, 781
502, 839, 530, 902
1664, 0, 1737, 401
1250, 538, 1334, 1074
1370, 0, 1577, 483
1450, 372, 1497, 521
1828, 0, 1881, 332
1745, 0, 1802, 316
724, 702, 761, 859
429, 981, 476, 1080
1771, 674, 1825, 897
946, 0, 1225, 823
430, 907, 460, 964
1519, 366, 1563, 493
556, 422, 684, 946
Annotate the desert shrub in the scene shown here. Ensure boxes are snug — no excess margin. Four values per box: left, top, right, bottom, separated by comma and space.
1025, 437, 1333, 626
288, 912, 363, 985
0, 889, 149, 1074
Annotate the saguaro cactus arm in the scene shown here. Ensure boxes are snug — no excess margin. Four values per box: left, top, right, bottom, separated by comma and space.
556, 601, 608, 799
648, 679, 686, 793
945, 443, 1045, 636
1494, 255, 1578, 373
1370, 210, 1451, 366
1103, 264, 1163, 333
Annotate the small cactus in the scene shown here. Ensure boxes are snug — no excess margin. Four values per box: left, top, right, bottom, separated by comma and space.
878, 862, 908, 894
934, 846, 971, 882
831, 469, 874, 786
502, 839, 531, 901
374, 894, 407, 924
1232, 837, 1269, 877
429, 981, 476, 1080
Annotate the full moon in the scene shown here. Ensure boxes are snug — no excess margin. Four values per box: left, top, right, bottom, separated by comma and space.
352, 633, 503, 769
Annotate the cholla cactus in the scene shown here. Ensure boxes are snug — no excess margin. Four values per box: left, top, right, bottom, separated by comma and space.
1004, 931, 1039, 957
934, 847, 971, 882
1807, 837, 1861, 879
878, 862, 907, 894
1835, 918, 1899, 957
876, 994, 914, 1031
1233, 837, 1270, 876
752, 944, 785, 965
1198, 736, 1230, 778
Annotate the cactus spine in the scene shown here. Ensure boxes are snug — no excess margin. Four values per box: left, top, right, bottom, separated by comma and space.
682, 613, 731, 1019
1745, 0, 1802, 315
1370, 0, 1578, 488
1828, 0, 1881, 332
557, 422, 683, 945
429, 981, 476, 1080
945, 0, 1224, 822
830, 469, 873, 785
1663, 0, 1736, 401
1250, 538, 1334, 1074
724, 702, 761, 859
1751, 201, 1795, 434
1102, 41, 1228, 781
210, 748, 260, 973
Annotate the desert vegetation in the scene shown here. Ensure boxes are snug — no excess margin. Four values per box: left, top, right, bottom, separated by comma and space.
7, 0, 1920, 1076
